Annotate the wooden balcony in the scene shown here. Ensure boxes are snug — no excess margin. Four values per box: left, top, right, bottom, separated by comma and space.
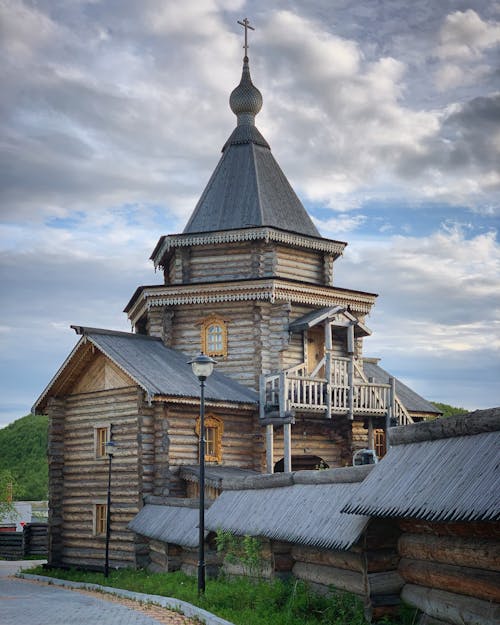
260, 357, 413, 426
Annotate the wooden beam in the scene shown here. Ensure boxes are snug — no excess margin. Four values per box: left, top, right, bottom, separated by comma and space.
283, 423, 292, 473
266, 424, 274, 473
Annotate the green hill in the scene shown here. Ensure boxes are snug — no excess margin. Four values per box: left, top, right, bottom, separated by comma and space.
0, 414, 48, 500
431, 402, 468, 417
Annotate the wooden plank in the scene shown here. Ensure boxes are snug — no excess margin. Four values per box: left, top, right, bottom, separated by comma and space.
293, 561, 364, 595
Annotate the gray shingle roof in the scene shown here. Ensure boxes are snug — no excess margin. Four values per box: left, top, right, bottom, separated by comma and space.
362, 360, 440, 414
183, 140, 320, 238
128, 504, 200, 548
343, 409, 500, 522
205, 466, 372, 550
33, 327, 258, 410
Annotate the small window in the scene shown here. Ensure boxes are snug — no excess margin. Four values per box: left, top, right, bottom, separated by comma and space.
95, 426, 110, 458
200, 316, 228, 358
195, 414, 224, 463
374, 429, 386, 458
94, 503, 107, 535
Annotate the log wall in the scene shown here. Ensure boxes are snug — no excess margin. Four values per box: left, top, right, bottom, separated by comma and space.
46, 396, 65, 567
397, 520, 500, 625
58, 386, 145, 571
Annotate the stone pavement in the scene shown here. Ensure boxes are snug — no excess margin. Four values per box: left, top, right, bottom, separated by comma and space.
0, 561, 234, 625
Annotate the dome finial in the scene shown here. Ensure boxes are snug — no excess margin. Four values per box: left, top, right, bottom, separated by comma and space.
230, 18, 263, 126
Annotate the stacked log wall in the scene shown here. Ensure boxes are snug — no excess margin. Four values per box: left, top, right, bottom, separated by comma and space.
46, 397, 66, 567
397, 519, 500, 625
60, 386, 144, 570
164, 404, 260, 494
274, 245, 324, 284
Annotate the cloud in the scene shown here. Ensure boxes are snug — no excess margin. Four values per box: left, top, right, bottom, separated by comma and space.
434, 9, 500, 90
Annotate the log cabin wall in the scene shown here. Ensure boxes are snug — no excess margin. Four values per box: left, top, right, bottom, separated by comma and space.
46, 397, 66, 567
272, 418, 351, 470
274, 245, 325, 284
162, 403, 261, 496
59, 386, 144, 570
398, 519, 500, 625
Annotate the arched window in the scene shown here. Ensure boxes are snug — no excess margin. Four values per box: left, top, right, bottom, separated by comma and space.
200, 316, 228, 358
195, 414, 224, 463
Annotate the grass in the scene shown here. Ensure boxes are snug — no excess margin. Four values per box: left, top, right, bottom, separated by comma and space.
25, 566, 417, 625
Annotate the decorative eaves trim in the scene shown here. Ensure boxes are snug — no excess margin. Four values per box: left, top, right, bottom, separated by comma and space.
152, 227, 346, 267
126, 279, 377, 322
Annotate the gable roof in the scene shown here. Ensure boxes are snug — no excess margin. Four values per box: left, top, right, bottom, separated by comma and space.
343, 408, 500, 522
362, 359, 440, 415
205, 466, 372, 550
33, 327, 258, 412
289, 305, 371, 337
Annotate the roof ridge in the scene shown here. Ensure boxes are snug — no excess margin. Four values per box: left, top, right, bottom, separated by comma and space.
71, 325, 160, 340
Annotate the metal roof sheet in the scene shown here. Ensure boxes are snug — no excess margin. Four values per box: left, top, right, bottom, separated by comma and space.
343, 426, 500, 522
205, 479, 369, 550
33, 328, 258, 410
183, 140, 320, 238
128, 505, 200, 548
362, 361, 440, 414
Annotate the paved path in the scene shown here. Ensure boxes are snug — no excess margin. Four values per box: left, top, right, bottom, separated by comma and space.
0, 561, 234, 625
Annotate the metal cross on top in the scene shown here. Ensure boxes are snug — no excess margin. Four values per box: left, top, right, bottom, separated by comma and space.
237, 17, 254, 57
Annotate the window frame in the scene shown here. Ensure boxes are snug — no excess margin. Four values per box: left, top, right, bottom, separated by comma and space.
94, 425, 110, 459
199, 315, 228, 358
195, 414, 224, 463
374, 428, 386, 458
93, 502, 107, 536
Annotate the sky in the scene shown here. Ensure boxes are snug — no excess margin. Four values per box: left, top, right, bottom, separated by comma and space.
1, 0, 499, 428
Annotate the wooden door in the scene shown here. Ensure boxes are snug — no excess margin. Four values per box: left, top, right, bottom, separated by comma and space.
307, 326, 324, 374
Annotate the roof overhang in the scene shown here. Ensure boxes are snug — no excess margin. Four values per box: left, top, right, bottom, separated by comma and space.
289, 306, 371, 337
150, 226, 347, 269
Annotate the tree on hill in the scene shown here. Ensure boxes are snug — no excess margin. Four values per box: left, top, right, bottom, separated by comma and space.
431, 402, 468, 418
0, 414, 48, 501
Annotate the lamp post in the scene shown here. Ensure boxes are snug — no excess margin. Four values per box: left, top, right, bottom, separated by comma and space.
104, 440, 116, 578
188, 353, 216, 595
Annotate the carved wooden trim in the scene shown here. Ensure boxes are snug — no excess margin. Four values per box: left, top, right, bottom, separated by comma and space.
195, 413, 224, 463
198, 314, 228, 357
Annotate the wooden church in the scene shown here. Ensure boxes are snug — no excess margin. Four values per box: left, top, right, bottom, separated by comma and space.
33, 36, 439, 570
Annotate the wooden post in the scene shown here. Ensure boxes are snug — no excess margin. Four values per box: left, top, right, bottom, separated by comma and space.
283, 422, 292, 472
266, 424, 274, 473
279, 371, 286, 418
368, 416, 374, 450
259, 373, 266, 420
324, 322, 332, 419
347, 324, 354, 420
386, 377, 396, 450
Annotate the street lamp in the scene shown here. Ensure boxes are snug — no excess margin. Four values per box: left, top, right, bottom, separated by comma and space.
188, 353, 216, 595
104, 439, 116, 578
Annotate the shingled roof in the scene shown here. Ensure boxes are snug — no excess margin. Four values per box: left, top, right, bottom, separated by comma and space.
33, 327, 258, 412
204, 466, 373, 550
182, 56, 320, 238
343, 408, 500, 522
363, 359, 441, 415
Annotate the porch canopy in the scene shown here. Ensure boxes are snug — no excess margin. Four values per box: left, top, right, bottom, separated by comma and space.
289, 306, 371, 337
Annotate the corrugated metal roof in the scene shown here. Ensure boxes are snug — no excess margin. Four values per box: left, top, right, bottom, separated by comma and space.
128, 505, 200, 548
180, 465, 259, 489
205, 476, 369, 550
183, 140, 320, 238
33, 328, 258, 410
363, 360, 440, 414
343, 427, 500, 522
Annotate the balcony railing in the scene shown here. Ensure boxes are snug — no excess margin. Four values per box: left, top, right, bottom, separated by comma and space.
260, 357, 413, 425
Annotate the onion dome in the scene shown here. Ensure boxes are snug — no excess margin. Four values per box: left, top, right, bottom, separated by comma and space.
229, 56, 263, 126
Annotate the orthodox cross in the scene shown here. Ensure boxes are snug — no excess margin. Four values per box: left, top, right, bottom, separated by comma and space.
237, 17, 254, 56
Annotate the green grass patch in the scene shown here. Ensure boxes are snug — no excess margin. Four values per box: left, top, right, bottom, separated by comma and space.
25, 566, 417, 625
